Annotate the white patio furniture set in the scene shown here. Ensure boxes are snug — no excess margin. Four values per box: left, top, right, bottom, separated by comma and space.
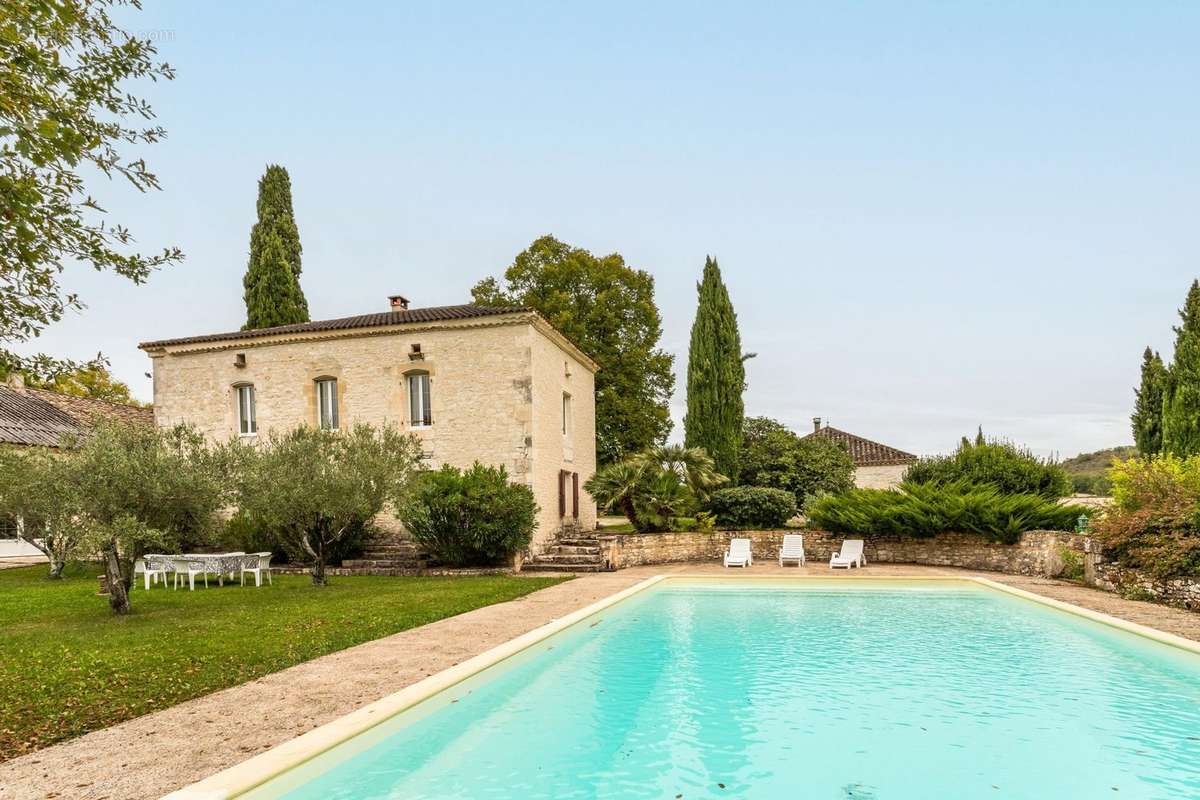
723, 535, 866, 569
134, 552, 275, 590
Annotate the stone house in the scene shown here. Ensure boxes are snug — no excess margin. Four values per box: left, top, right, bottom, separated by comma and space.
803, 418, 917, 489
139, 298, 599, 554
0, 374, 153, 558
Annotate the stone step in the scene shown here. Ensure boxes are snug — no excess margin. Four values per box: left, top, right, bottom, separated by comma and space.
522, 562, 605, 573
342, 558, 427, 568
362, 544, 421, 553
549, 545, 600, 555
529, 553, 604, 566
556, 538, 600, 548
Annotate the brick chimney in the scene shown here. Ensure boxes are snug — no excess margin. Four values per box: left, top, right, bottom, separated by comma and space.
812, 417, 822, 432
388, 294, 410, 311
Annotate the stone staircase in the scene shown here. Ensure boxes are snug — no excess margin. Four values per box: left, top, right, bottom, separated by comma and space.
523, 533, 607, 573
340, 537, 428, 573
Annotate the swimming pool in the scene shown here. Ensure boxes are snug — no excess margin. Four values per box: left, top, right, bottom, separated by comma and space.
213, 578, 1200, 799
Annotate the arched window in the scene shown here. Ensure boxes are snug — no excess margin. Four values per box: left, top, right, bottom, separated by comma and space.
315, 377, 339, 430
407, 371, 432, 427
234, 383, 257, 435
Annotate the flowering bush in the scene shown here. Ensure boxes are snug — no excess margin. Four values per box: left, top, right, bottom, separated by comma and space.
1093, 455, 1200, 579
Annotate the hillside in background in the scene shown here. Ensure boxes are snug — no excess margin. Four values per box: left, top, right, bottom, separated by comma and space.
1060, 446, 1138, 496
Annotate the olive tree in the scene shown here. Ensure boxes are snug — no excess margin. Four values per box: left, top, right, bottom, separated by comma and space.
0, 446, 82, 579
55, 421, 226, 614
233, 424, 424, 585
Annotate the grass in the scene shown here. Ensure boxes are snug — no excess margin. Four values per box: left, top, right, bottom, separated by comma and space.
0, 563, 565, 760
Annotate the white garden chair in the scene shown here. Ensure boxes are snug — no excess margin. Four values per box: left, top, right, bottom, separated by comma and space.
778, 534, 806, 567
173, 557, 208, 590
240, 552, 274, 587
829, 539, 866, 569
724, 538, 753, 568
136, 555, 171, 589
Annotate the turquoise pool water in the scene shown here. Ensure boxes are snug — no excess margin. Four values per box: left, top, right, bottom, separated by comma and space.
244, 580, 1200, 799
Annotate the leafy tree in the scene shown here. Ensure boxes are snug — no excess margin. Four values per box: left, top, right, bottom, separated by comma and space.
684, 257, 746, 480
0, 446, 81, 578
0, 1, 182, 376
399, 463, 537, 566
471, 235, 674, 464
15, 359, 140, 404
739, 417, 856, 507
905, 437, 1071, 499
43, 422, 226, 614
1131, 347, 1166, 455
243, 165, 309, 329
585, 446, 727, 532
234, 425, 423, 585
1161, 282, 1200, 456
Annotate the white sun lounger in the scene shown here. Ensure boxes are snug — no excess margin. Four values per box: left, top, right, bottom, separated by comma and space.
829, 539, 865, 569
778, 534, 805, 566
724, 538, 752, 568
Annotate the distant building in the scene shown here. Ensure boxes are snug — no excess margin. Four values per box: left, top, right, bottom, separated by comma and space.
803, 418, 917, 489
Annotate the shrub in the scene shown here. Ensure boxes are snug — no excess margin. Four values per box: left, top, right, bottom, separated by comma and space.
1070, 473, 1112, 496
739, 417, 855, 506
220, 511, 371, 565
1092, 455, 1200, 579
400, 463, 537, 566
708, 486, 798, 529
805, 481, 1084, 544
905, 440, 1071, 499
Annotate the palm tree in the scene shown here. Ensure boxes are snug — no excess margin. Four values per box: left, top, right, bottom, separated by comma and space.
584, 461, 647, 529
637, 444, 727, 502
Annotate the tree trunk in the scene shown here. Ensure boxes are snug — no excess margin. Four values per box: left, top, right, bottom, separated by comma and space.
311, 534, 327, 586
104, 548, 131, 615
620, 497, 641, 531
47, 555, 65, 580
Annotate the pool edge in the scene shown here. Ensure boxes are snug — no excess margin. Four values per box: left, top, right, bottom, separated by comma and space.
161, 572, 1200, 799
160, 573, 670, 800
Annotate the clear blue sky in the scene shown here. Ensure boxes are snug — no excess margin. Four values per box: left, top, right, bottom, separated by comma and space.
18, 1, 1200, 458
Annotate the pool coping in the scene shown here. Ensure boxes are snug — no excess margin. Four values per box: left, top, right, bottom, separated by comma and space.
161, 573, 1200, 799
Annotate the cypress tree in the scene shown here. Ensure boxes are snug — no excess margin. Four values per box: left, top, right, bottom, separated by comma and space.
243, 165, 309, 329
684, 256, 745, 481
1161, 280, 1200, 455
1131, 346, 1166, 455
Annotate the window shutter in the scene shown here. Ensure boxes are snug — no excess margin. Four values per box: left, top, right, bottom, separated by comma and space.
572, 472, 579, 518
558, 470, 567, 517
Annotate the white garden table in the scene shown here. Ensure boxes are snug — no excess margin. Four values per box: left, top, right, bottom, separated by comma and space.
176, 552, 247, 587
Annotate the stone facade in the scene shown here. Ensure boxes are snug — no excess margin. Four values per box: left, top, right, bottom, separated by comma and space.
597, 529, 1085, 573
142, 311, 597, 552
853, 464, 909, 489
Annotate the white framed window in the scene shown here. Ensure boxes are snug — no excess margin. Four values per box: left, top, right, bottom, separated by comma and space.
562, 392, 572, 438
236, 384, 257, 435
316, 378, 339, 430
407, 371, 432, 427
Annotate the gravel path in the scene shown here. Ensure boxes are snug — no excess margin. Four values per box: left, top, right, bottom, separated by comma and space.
1, 564, 1195, 800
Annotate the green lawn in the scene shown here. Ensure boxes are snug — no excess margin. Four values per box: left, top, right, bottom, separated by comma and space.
0, 564, 565, 760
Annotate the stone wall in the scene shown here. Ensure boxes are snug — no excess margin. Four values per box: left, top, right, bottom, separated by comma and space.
853, 464, 909, 489
597, 529, 1086, 575
1082, 540, 1200, 611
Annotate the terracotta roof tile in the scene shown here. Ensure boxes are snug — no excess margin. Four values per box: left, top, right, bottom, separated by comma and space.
0, 387, 153, 448
803, 425, 918, 467
139, 304, 532, 350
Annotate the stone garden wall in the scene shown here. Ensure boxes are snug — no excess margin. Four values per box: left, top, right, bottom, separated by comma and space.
596, 529, 1086, 574
596, 528, 1200, 611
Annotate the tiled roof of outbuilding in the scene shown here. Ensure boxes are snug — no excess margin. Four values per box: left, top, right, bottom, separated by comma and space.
803, 425, 918, 467
139, 304, 532, 350
0, 386, 152, 448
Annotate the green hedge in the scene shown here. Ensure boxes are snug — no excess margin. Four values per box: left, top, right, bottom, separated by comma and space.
805, 481, 1084, 544
708, 486, 798, 529
905, 441, 1072, 499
